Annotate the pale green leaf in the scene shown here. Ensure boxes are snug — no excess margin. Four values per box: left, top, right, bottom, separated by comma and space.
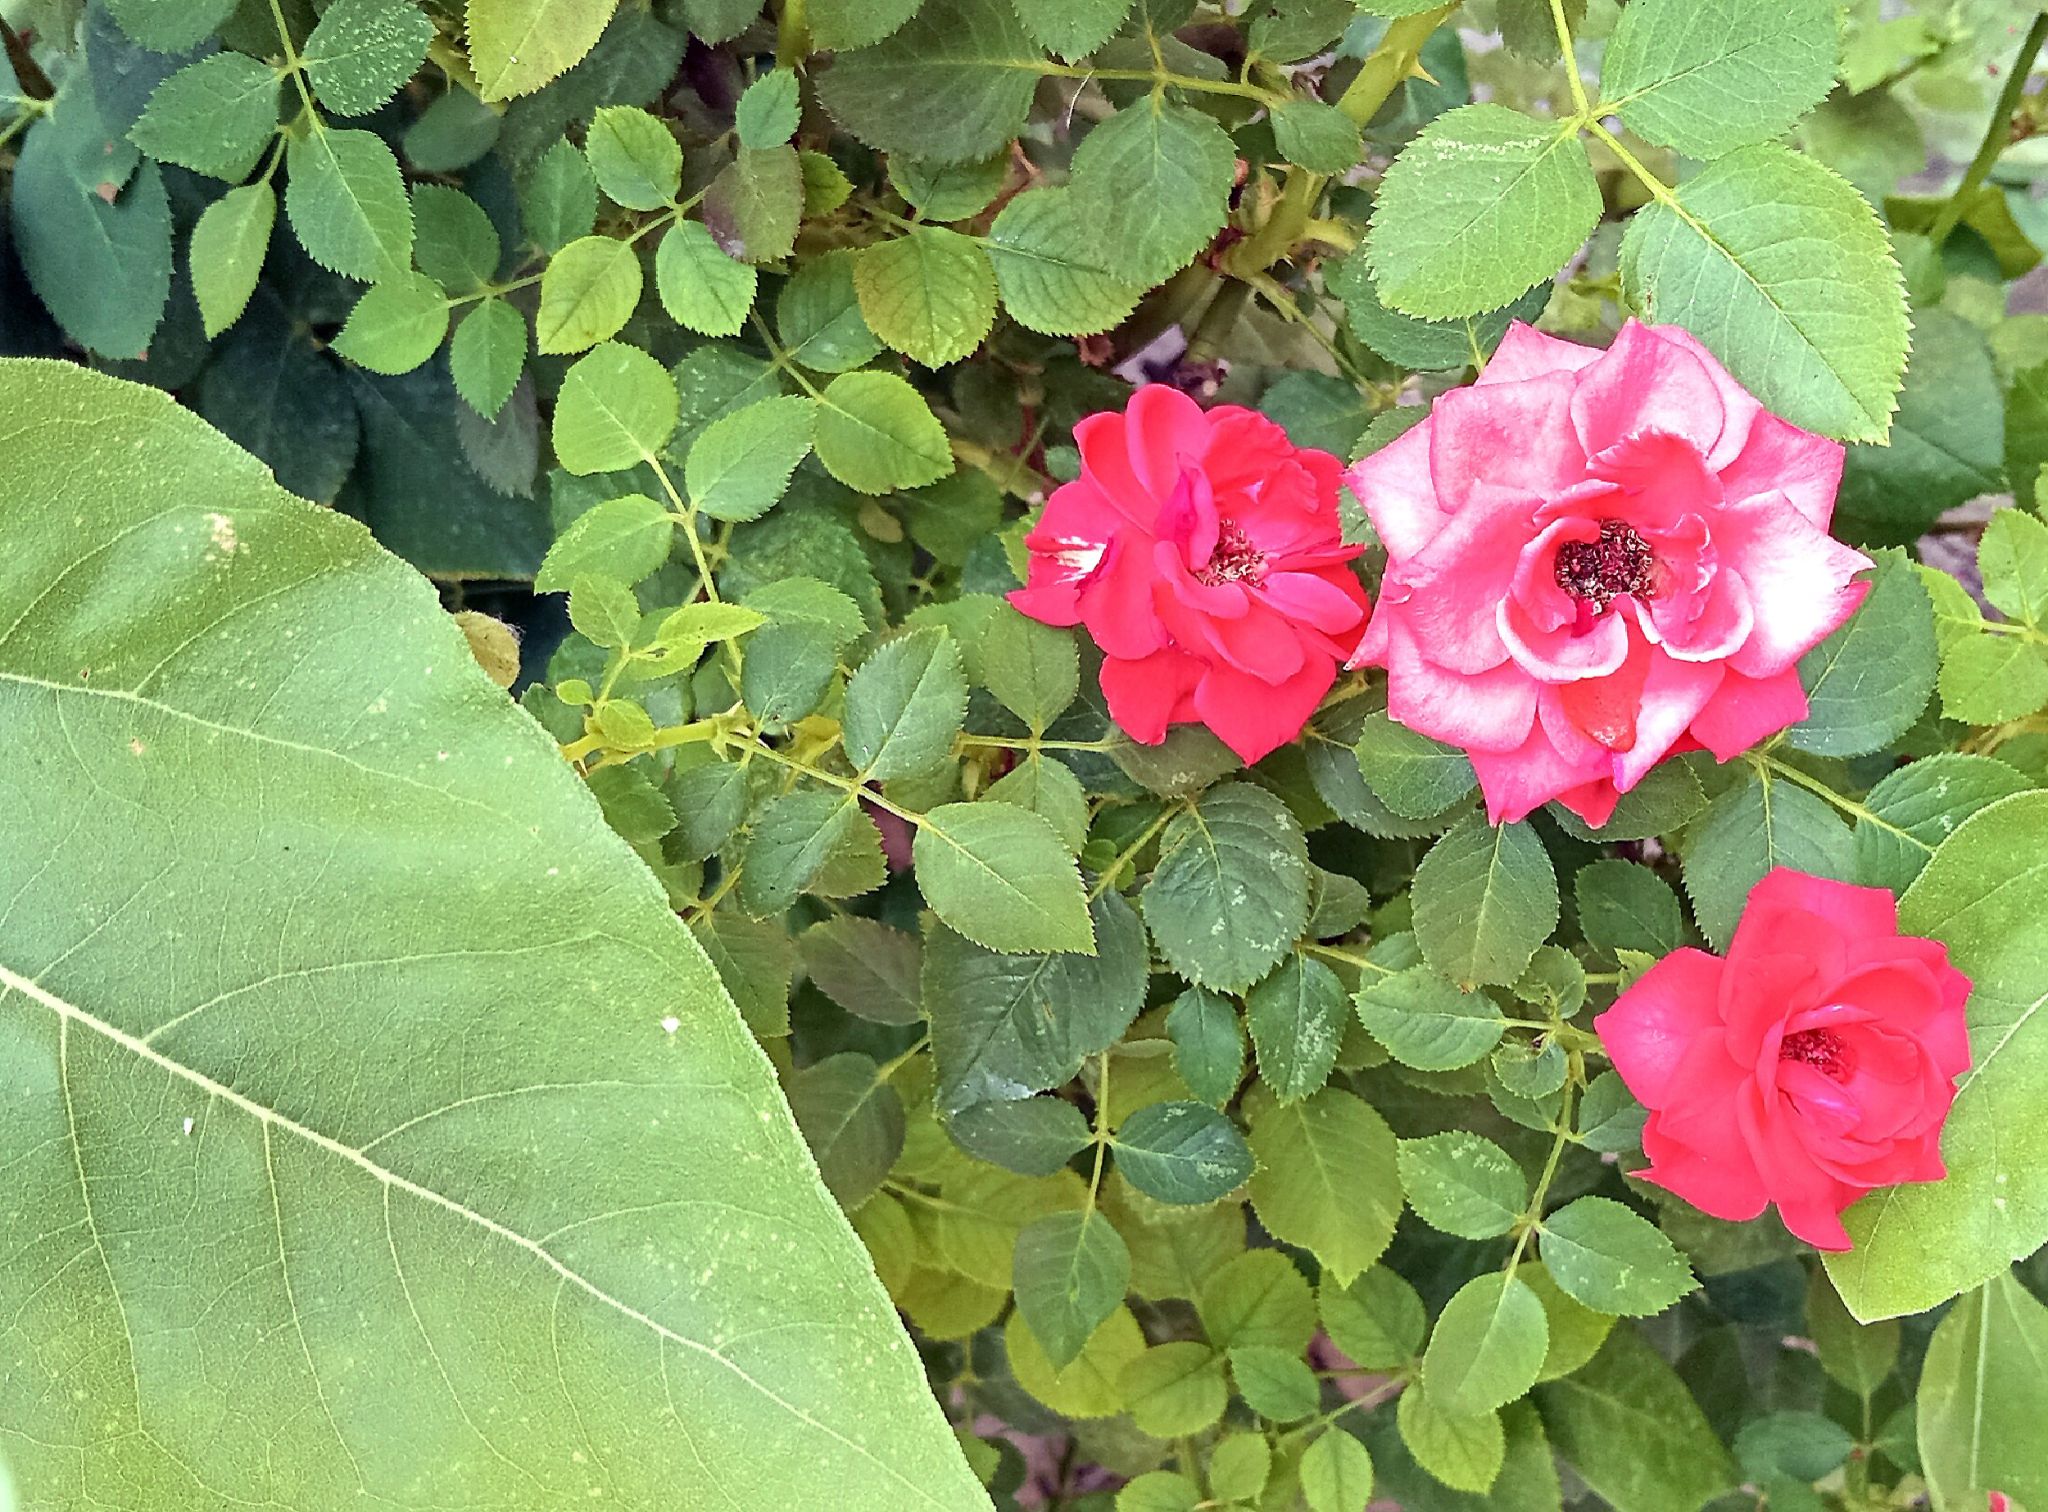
129, 52, 278, 179
1141, 783, 1310, 992
535, 494, 672, 592
814, 371, 954, 495
1600, 0, 1838, 158
1245, 1087, 1401, 1287
449, 298, 527, 419
1245, 954, 1348, 1103
470, 0, 620, 99
1014, 1210, 1131, 1370
1682, 775, 1852, 949
1068, 99, 1237, 287
302, 0, 434, 115
412, 185, 501, 294
854, 226, 998, 367
333, 271, 450, 375
915, 803, 1095, 955
586, 105, 681, 210
1412, 814, 1559, 989
986, 188, 1145, 336
685, 395, 817, 522
534, 234, 643, 354
1424, 1272, 1548, 1417
1534, 1329, 1737, 1512
736, 68, 800, 147
1397, 1132, 1526, 1240
656, 219, 758, 336
842, 629, 969, 780
552, 341, 677, 474
815, 0, 1040, 164
1788, 548, 1934, 757
1537, 1197, 1697, 1317
284, 127, 413, 282
190, 182, 275, 339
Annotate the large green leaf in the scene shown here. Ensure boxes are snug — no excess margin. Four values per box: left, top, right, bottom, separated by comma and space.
1917, 1273, 2048, 1512
1534, 1328, 1737, 1512
469, 0, 620, 99
1599, 0, 1839, 159
1619, 143, 1908, 443
0, 360, 988, 1510
1827, 791, 2048, 1319
815, 0, 1042, 164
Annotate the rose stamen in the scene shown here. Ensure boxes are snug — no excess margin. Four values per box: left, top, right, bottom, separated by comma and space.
1554, 518, 1655, 611
1196, 518, 1267, 586
1780, 1027, 1854, 1082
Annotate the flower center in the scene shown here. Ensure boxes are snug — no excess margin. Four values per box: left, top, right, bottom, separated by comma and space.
1195, 518, 1267, 586
1553, 519, 1654, 610
1780, 1028, 1854, 1082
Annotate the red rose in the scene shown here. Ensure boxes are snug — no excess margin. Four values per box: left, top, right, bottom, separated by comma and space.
1008, 385, 1370, 764
1594, 868, 1971, 1250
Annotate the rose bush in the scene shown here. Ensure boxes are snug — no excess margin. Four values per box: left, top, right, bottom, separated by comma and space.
1348, 320, 1872, 824
7, 0, 2048, 1508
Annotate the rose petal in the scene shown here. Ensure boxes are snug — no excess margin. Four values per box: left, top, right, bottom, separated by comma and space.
1596, 947, 1730, 1107
1478, 321, 1603, 386
1191, 652, 1336, 764
1571, 319, 1729, 462
1100, 646, 1206, 745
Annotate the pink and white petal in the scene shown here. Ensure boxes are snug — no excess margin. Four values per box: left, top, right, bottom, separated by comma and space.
1344, 415, 1446, 562
1687, 665, 1809, 761
1429, 374, 1588, 513
1607, 653, 1723, 789
1381, 616, 1540, 753
1399, 483, 1545, 673
1468, 725, 1605, 823
1716, 409, 1846, 527
1571, 320, 1728, 461
1478, 321, 1603, 386
1643, 570, 1755, 664
1716, 493, 1873, 677
1192, 653, 1335, 764
1101, 647, 1206, 745
1499, 594, 1632, 682
1636, 322, 1767, 469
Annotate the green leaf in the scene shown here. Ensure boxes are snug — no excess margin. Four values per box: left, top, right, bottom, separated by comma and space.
1424, 1272, 1549, 1417
1353, 965, 1506, 1070
520, 140, 598, 254
412, 185, 501, 294
1538, 1197, 1697, 1317
1116, 1471, 1201, 1512
1328, 253, 1552, 372
1412, 814, 1559, 989
855, 226, 999, 367
1682, 775, 1852, 950
552, 341, 677, 474
11, 91, 171, 359
1938, 632, 2048, 726
1854, 753, 2030, 893
1119, 1343, 1227, 1439
738, 792, 883, 914
449, 298, 527, 419
978, 608, 1079, 730
1300, 1429, 1375, 1512
1113, 1101, 1253, 1205
1806, 1268, 1899, 1399
736, 67, 800, 147
777, 249, 885, 372
814, 371, 954, 494
1321, 1268, 1426, 1370
811, 0, 923, 48
1917, 1273, 2048, 1512
704, 144, 803, 261
795, 922, 921, 1033
923, 892, 1146, 1112
536, 494, 672, 592
685, 395, 817, 522
101, 0, 236, 51
404, 87, 501, 172
1210, 1433, 1273, 1502
1735, 1412, 1853, 1483
889, 152, 1010, 221
1574, 859, 1686, 958
1017, 0, 1130, 57
1271, 97, 1362, 173
1006, 1302, 1144, 1417
664, 760, 750, 862
949, 1096, 1092, 1175
985, 757, 1089, 851
1527, 1267, 1617, 1382
585, 105, 681, 209
302, 0, 434, 115
1165, 986, 1245, 1107
1397, 1132, 1526, 1240
1599, 0, 1839, 159
1788, 548, 1934, 756
986, 188, 1145, 336
1230, 1344, 1320, 1422
1982, 508, 2048, 627
1142, 783, 1310, 992
189, 181, 275, 339
1014, 1210, 1131, 1371
788, 1051, 905, 1206
1620, 142, 1908, 443
843, 629, 969, 780
284, 126, 412, 282
534, 234, 643, 354
915, 803, 1096, 955
1068, 99, 1237, 286
129, 52, 278, 178
815, 0, 1040, 165
1245, 954, 1349, 1103
567, 573, 641, 648
0, 358, 990, 1510
1198, 1250, 1316, 1353
1246, 1087, 1401, 1287
1545, 754, 1708, 841
333, 271, 450, 375
1364, 103, 1600, 320
1828, 792, 2048, 1318
656, 219, 757, 336
1836, 309, 2005, 546
1534, 1329, 1738, 1512
1354, 712, 1476, 820
470, 0, 620, 99
1397, 1391, 1505, 1494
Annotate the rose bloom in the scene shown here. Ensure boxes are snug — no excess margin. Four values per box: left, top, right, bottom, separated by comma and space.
1008, 385, 1370, 764
1346, 320, 1873, 826
1594, 869, 1972, 1250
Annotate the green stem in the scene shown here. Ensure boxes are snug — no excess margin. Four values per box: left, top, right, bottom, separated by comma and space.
1505, 1079, 1579, 1282
1301, 941, 1393, 976
1928, 12, 2048, 248
1586, 119, 1675, 207
957, 734, 1122, 753
775, 0, 808, 70
1082, 1053, 1112, 1218
1183, 277, 1253, 364
650, 456, 721, 602
1087, 802, 1185, 901
1755, 754, 1922, 848
1334, 6, 1458, 126
267, 0, 321, 133
1034, 61, 1286, 108
1546, 0, 1591, 119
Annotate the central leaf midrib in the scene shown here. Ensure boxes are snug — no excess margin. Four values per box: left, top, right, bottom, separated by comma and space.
1, 960, 944, 1507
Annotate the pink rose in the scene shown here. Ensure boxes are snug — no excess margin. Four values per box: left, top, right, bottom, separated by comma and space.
1009, 385, 1371, 764
1346, 320, 1873, 826
1594, 869, 1972, 1250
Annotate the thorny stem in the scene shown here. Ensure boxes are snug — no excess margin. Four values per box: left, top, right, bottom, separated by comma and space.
1927, 12, 2048, 248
